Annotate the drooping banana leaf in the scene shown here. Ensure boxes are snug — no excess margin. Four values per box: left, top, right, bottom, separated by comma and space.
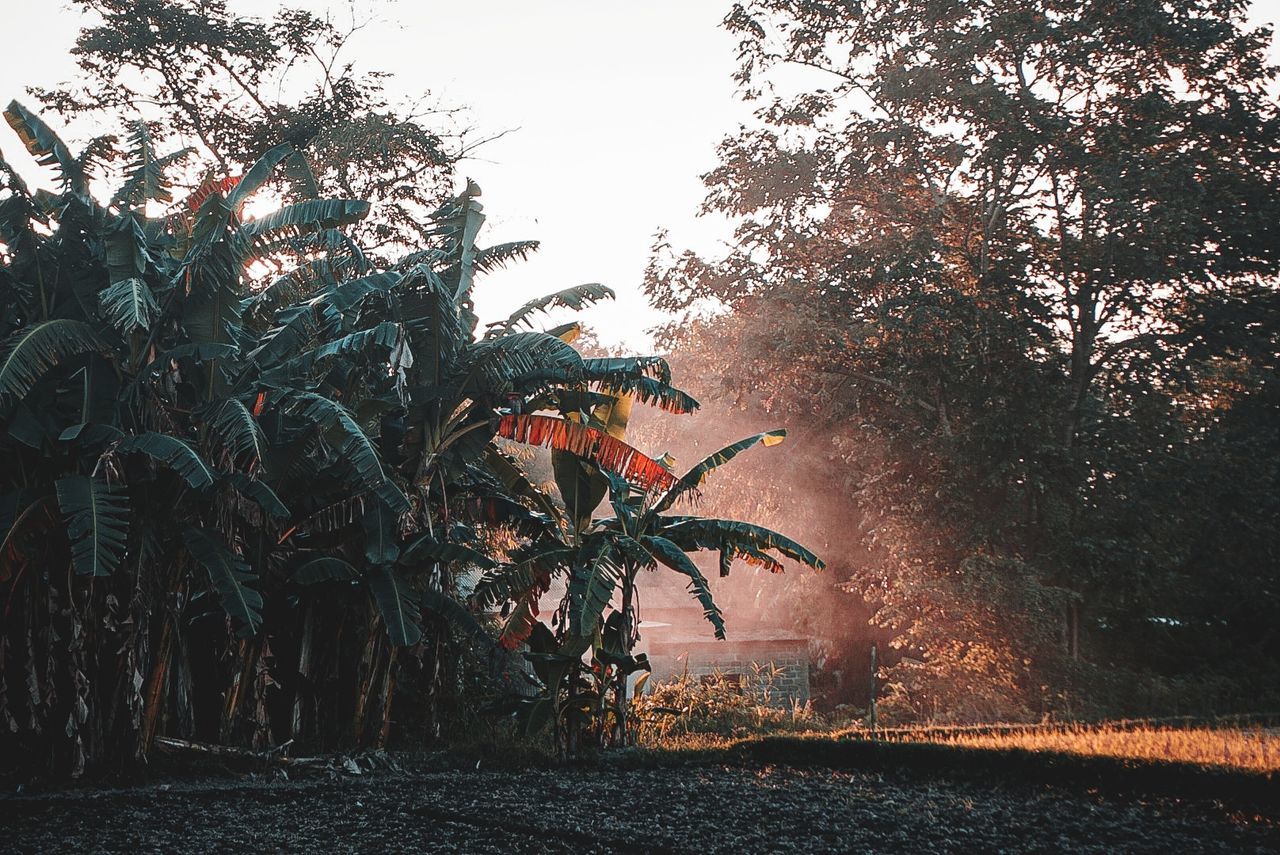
362, 499, 401, 565
117, 432, 215, 489
484, 282, 614, 338
294, 556, 361, 585
643, 534, 726, 638
184, 527, 263, 638
206, 398, 266, 467
98, 278, 160, 335
316, 271, 402, 315
419, 587, 491, 646
366, 564, 422, 646
283, 393, 409, 512
223, 473, 289, 519
4, 100, 84, 193
55, 475, 130, 577
0, 319, 103, 405
482, 446, 563, 524
656, 516, 825, 571
466, 331, 584, 390
581, 355, 672, 385
498, 414, 678, 494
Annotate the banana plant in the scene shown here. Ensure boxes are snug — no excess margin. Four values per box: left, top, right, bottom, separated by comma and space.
477, 369, 824, 749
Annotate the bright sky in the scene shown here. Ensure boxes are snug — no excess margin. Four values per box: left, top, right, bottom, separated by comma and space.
3, 1, 1279, 351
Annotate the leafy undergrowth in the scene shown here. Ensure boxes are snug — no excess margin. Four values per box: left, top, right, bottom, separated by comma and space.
629, 668, 847, 747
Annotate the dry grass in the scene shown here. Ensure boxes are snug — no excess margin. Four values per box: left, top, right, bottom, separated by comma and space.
897, 724, 1280, 773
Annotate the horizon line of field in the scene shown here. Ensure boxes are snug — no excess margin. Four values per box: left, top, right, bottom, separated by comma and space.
840, 711, 1280, 741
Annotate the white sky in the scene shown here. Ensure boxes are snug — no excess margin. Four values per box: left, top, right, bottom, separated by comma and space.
2, 0, 1278, 351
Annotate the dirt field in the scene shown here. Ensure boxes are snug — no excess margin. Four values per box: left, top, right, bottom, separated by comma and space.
3, 763, 1277, 854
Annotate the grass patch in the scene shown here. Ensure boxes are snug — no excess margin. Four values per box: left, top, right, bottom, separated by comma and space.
899, 724, 1280, 773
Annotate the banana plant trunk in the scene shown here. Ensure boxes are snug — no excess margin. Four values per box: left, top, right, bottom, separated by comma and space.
611, 567, 637, 746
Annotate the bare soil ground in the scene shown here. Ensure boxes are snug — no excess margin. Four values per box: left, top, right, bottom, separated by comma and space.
3, 763, 1277, 854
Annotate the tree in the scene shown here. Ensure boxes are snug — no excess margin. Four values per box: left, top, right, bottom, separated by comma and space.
647, 1, 1280, 720
477, 406, 824, 752
32, 0, 479, 258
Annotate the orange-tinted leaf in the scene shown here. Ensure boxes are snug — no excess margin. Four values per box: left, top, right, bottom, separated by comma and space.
497, 414, 679, 493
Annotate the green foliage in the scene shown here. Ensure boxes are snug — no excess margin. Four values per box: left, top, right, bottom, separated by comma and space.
1, 94, 758, 775
0, 319, 103, 404
97, 279, 160, 335
645, 0, 1280, 723
117, 433, 215, 490
183, 527, 263, 638
55, 475, 130, 577
366, 565, 423, 647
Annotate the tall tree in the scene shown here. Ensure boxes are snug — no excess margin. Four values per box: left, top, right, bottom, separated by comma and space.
647, 0, 1280, 720
32, 0, 480, 258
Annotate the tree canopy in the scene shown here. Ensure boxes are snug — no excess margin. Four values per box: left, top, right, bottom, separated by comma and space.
646, 0, 1280, 720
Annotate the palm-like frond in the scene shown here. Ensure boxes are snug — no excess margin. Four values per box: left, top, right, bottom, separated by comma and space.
581, 356, 672, 385
641, 534, 725, 638
597, 376, 700, 414
399, 264, 467, 384
653, 430, 786, 512
284, 392, 409, 512
117, 432, 215, 489
566, 539, 624, 636
207, 398, 266, 467
110, 121, 192, 210
497, 414, 678, 493
656, 516, 825, 572
239, 198, 371, 243
4, 100, 83, 193
467, 331, 583, 389
470, 548, 567, 610
55, 475, 130, 577
243, 258, 342, 321
98, 278, 160, 335
0, 319, 103, 405
248, 304, 339, 369
473, 240, 539, 275
294, 556, 360, 584
184, 527, 263, 638
484, 283, 614, 338
264, 321, 402, 382
366, 564, 422, 646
